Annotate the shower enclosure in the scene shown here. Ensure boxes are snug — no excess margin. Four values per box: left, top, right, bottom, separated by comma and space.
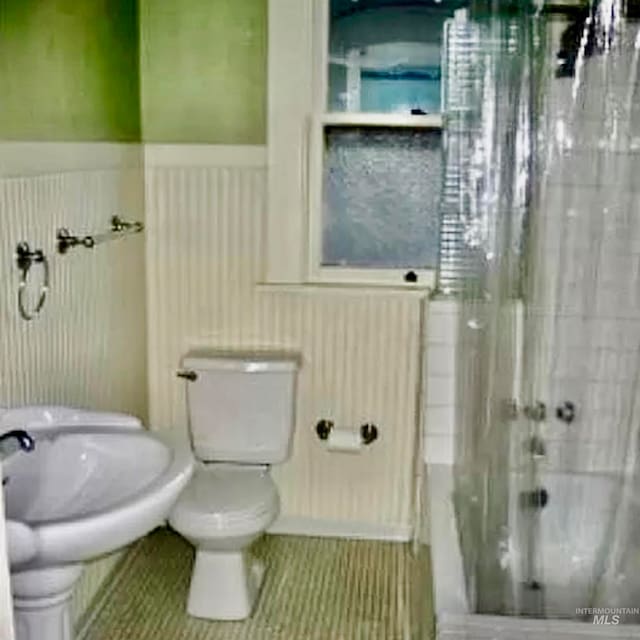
429, 0, 640, 635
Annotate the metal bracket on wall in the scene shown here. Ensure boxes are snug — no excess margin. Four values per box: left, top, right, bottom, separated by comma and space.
57, 216, 144, 255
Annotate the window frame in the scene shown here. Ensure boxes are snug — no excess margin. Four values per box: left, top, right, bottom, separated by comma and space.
265, 0, 444, 289
307, 115, 443, 287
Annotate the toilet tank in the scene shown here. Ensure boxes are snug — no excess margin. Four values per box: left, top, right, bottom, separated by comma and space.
181, 350, 300, 464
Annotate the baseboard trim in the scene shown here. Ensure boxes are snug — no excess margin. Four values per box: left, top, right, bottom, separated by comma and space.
267, 516, 412, 542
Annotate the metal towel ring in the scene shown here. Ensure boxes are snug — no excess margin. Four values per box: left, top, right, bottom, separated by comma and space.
16, 242, 49, 321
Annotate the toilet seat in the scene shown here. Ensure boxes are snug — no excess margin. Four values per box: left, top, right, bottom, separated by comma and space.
170, 464, 279, 537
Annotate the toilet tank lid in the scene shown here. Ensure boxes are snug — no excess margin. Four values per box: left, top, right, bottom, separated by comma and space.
182, 349, 301, 373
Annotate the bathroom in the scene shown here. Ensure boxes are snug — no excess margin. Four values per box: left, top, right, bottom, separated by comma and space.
0, 0, 639, 639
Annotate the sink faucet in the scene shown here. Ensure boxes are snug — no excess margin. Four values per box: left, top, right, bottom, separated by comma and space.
0, 430, 35, 461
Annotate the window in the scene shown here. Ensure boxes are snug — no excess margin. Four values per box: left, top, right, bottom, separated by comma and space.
266, 0, 465, 287
321, 126, 442, 270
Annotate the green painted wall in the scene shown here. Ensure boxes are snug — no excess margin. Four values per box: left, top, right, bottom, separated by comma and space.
0, 0, 266, 145
0, 0, 140, 142
139, 0, 267, 145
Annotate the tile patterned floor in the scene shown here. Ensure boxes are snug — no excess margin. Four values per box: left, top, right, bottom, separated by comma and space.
78, 528, 421, 640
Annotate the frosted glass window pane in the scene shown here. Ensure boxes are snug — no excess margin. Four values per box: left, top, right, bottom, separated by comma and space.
328, 2, 464, 114
322, 126, 442, 269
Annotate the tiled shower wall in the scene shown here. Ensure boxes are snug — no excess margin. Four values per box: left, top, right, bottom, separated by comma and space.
424, 30, 640, 474
528, 27, 640, 475
519, 40, 640, 608
0, 143, 148, 622
145, 146, 425, 537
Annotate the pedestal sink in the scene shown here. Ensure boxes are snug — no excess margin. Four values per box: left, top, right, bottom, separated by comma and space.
0, 406, 194, 640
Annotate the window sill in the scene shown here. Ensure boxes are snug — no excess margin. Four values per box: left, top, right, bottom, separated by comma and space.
320, 112, 443, 128
255, 282, 431, 298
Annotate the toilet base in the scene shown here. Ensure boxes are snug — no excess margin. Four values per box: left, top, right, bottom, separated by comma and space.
187, 549, 265, 620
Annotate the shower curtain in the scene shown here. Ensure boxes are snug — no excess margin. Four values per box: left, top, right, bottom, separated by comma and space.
440, 0, 640, 620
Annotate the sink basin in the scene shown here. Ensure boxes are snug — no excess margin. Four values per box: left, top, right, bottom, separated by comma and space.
4, 426, 188, 567
0, 406, 194, 640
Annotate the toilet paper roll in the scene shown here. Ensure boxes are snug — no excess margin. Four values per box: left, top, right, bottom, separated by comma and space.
327, 428, 362, 453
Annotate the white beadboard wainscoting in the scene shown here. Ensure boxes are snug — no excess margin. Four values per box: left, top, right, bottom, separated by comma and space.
0, 143, 148, 625
145, 144, 426, 540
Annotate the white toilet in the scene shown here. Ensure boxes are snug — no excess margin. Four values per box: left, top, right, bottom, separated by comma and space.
169, 350, 299, 621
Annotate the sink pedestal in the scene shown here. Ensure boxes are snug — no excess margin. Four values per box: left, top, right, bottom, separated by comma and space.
11, 564, 83, 640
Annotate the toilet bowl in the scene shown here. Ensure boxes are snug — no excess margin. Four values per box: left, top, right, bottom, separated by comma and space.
169, 350, 299, 621
169, 464, 279, 619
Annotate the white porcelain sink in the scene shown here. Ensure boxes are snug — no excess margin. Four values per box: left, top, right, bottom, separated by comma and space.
0, 406, 194, 640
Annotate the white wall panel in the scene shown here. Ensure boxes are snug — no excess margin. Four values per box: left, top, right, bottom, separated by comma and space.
145, 146, 424, 534
0, 143, 147, 624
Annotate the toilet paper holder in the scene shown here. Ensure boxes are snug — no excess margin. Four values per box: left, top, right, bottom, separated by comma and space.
315, 420, 378, 446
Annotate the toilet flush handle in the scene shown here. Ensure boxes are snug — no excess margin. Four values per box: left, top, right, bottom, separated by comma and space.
176, 370, 198, 381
